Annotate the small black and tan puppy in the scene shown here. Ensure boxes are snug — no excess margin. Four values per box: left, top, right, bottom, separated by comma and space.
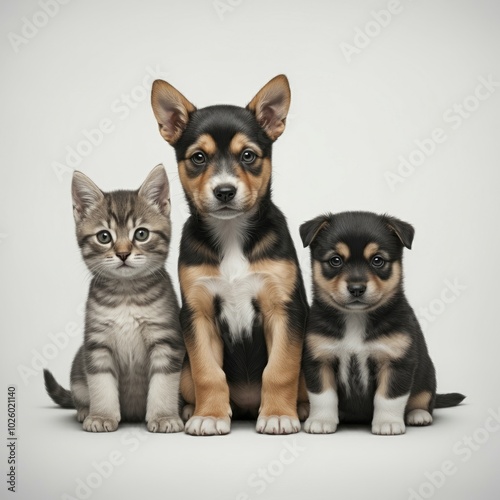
151, 75, 308, 435
300, 211, 464, 435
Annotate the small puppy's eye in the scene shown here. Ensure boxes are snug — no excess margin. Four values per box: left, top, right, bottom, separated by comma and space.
134, 228, 150, 242
191, 151, 207, 166
329, 256, 343, 267
371, 255, 385, 268
96, 230, 112, 244
241, 149, 256, 164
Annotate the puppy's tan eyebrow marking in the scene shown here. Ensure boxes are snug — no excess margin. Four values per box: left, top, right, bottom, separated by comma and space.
335, 242, 350, 260
363, 242, 380, 260
186, 133, 218, 157
229, 132, 263, 156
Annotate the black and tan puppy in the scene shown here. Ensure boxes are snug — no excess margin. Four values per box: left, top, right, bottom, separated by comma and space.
300, 211, 464, 435
151, 75, 308, 435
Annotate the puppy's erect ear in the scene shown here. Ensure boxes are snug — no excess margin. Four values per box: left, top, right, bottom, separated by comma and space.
300, 214, 331, 248
72, 171, 104, 222
138, 164, 170, 215
385, 216, 415, 249
151, 80, 196, 145
247, 74, 291, 141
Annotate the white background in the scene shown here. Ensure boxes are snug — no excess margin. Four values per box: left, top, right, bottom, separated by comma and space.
1, 0, 499, 499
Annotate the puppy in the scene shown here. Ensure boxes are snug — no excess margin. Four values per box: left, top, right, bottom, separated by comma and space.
151, 75, 309, 435
300, 211, 465, 435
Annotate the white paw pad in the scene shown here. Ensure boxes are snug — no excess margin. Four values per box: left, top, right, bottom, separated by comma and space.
256, 415, 300, 435
372, 420, 406, 435
406, 409, 433, 426
185, 416, 231, 436
304, 418, 338, 434
147, 416, 184, 433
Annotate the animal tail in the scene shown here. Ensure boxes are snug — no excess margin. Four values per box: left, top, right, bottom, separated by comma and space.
435, 392, 466, 409
43, 369, 75, 409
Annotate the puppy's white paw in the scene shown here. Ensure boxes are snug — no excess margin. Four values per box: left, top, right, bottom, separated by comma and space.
147, 416, 184, 433
83, 415, 119, 432
406, 409, 433, 426
304, 418, 338, 434
297, 402, 310, 422
77, 408, 89, 423
182, 404, 194, 422
185, 416, 230, 436
372, 419, 406, 435
256, 415, 300, 435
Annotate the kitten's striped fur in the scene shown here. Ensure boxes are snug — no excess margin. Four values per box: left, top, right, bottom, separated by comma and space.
44, 165, 185, 433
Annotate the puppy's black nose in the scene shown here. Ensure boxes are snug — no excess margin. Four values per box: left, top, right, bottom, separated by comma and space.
214, 185, 236, 203
348, 284, 366, 297
116, 252, 130, 262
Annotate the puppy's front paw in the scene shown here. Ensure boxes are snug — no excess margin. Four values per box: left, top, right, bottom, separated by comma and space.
185, 416, 231, 436
182, 404, 195, 422
77, 408, 89, 423
406, 409, 433, 426
83, 415, 119, 432
256, 415, 300, 435
147, 416, 184, 433
304, 418, 338, 434
297, 402, 310, 422
371, 419, 405, 435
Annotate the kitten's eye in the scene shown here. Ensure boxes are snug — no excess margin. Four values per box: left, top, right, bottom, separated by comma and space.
371, 255, 385, 268
134, 228, 150, 242
96, 230, 112, 244
241, 149, 256, 164
329, 256, 343, 267
190, 151, 207, 166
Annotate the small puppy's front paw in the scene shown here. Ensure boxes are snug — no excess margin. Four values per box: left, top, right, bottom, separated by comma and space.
77, 408, 89, 423
185, 416, 231, 436
182, 404, 195, 422
83, 415, 119, 432
297, 402, 310, 422
256, 415, 300, 435
406, 409, 433, 426
304, 418, 338, 434
371, 420, 406, 435
147, 416, 184, 433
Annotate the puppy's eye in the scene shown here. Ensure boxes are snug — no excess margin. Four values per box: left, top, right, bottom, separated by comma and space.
371, 255, 385, 268
329, 256, 343, 267
134, 228, 150, 242
191, 151, 207, 166
241, 149, 256, 164
96, 230, 112, 244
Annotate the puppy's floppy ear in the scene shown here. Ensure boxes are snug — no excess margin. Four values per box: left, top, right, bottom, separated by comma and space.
385, 216, 415, 249
300, 214, 331, 248
247, 74, 291, 141
151, 80, 196, 145
139, 164, 170, 215
72, 171, 104, 222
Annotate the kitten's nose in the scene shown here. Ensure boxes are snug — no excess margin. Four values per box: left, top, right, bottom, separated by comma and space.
116, 252, 131, 262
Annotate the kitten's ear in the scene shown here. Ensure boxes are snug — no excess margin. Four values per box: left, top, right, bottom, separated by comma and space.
151, 80, 196, 145
247, 74, 291, 141
139, 164, 170, 215
384, 215, 415, 249
299, 214, 331, 248
72, 171, 104, 222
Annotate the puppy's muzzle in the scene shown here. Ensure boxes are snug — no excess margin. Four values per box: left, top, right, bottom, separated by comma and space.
214, 184, 237, 204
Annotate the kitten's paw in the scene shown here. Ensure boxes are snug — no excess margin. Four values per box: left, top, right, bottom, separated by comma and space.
185, 416, 231, 436
297, 402, 310, 422
77, 408, 89, 423
83, 415, 119, 432
372, 420, 406, 435
406, 409, 433, 426
147, 416, 184, 433
304, 418, 338, 434
182, 404, 194, 422
256, 415, 300, 435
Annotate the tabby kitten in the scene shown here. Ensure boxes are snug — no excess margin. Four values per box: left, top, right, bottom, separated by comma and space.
44, 165, 185, 433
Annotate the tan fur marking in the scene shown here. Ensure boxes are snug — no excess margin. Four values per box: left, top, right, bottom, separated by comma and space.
407, 391, 432, 412
372, 261, 402, 306
377, 364, 391, 398
249, 231, 278, 261
229, 132, 263, 157
369, 332, 411, 362
179, 264, 220, 312
313, 260, 345, 307
336, 242, 351, 260
178, 162, 216, 214
185, 133, 218, 158
306, 332, 334, 362
363, 242, 380, 260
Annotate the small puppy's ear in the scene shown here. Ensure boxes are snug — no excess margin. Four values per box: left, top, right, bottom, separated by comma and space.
151, 80, 196, 145
72, 171, 104, 222
300, 214, 330, 248
247, 74, 291, 141
385, 216, 415, 249
139, 164, 170, 215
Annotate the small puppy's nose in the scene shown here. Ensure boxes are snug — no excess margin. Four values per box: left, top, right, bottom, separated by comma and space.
214, 185, 236, 203
348, 284, 366, 297
116, 252, 131, 262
